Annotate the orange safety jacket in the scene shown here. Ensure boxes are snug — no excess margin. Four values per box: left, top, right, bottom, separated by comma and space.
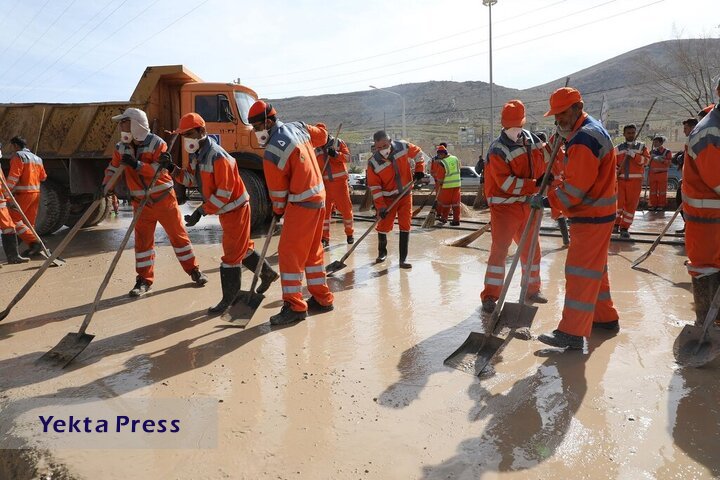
264, 121, 327, 214
174, 137, 249, 215
649, 146, 672, 173
104, 134, 173, 201
367, 140, 425, 210
615, 141, 650, 180
684, 105, 720, 226
315, 138, 351, 182
7, 148, 46, 193
484, 130, 546, 206
430, 158, 445, 184
548, 113, 617, 222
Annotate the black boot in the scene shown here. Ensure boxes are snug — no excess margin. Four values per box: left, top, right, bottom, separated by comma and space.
399, 231, 411, 269
242, 251, 279, 294
559, 217, 570, 245
21, 241, 43, 258
691, 273, 720, 326
270, 302, 307, 326
2, 234, 30, 264
208, 266, 241, 314
375, 233, 387, 263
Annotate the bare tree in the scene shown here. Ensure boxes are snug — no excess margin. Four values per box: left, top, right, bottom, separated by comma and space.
636, 35, 720, 116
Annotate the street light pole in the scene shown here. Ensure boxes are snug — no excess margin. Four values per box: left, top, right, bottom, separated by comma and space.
483, 0, 497, 143
369, 85, 407, 140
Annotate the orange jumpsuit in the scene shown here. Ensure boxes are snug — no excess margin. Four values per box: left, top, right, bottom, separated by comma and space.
684, 105, 720, 278
103, 133, 199, 285
0, 170, 17, 235
547, 113, 619, 337
264, 121, 334, 312
481, 131, 546, 302
367, 140, 425, 233
648, 146, 672, 209
6, 148, 46, 245
315, 139, 353, 241
174, 137, 250, 267
614, 141, 650, 229
431, 158, 462, 223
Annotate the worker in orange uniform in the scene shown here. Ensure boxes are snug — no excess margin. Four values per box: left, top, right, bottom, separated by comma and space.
481, 100, 548, 314
0, 142, 30, 264
431, 144, 462, 226
683, 79, 720, 326
103, 108, 208, 297
673, 117, 699, 234
648, 135, 672, 211
4, 136, 47, 257
536, 131, 569, 246
368, 130, 426, 269
534, 87, 619, 349
170, 112, 278, 313
249, 100, 334, 325
314, 123, 354, 246
613, 124, 650, 238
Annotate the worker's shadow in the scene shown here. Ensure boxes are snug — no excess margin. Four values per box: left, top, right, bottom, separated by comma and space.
663, 362, 720, 477
326, 263, 395, 292
629, 265, 692, 293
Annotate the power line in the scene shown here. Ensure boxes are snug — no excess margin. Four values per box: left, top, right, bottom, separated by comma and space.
0, 0, 53, 61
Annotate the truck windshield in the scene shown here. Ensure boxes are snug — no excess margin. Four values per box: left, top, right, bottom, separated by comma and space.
234, 92, 255, 125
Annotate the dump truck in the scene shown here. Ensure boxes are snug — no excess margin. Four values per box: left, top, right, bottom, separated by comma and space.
0, 65, 272, 235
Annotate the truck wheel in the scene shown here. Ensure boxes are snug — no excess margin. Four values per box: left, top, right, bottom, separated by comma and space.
239, 169, 269, 232
64, 197, 110, 229
35, 181, 70, 235
667, 178, 679, 192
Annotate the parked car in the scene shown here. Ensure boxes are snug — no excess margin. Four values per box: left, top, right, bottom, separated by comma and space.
414, 173, 435, 190
642, 164, 682, 191
460, 166, 482, 189
348, 173, 366, 195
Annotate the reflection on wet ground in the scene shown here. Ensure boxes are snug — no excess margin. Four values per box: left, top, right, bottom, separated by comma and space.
0, 205, 718, 479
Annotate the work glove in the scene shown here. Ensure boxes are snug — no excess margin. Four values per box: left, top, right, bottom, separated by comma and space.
414, 171, 425, 183
121, 153, 139, 169
326, 147, 338, 157
378, 207, 388, 219
529, 194, 549, 210
184, 207, 204, 227
158, 152, 176, 174
273, 212, 284, 223
535, 172, 554, 187
95, 184, 109, 200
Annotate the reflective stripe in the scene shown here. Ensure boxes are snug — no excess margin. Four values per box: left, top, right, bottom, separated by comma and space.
305, 265, 325, 274
372, 192, 383, 200
288, 183, 324, 202
618, 173, 643, 179
209, 195, 226, 209
380, 190, 399, 196
221, 261, 243, 268
16, 225, 28, 234
216, 188, 232, 198
501, 176, 515, 191
488, 196, 527, 205
281, 272, 303, 281
324, 171, 348, 180
687, 265, 720, 276
174, 245, 192, 253
565, 265, 603, 280
565, 298, 595, 312
129, 182, 173, 197
307, 277, 326, 286
486, 265, 504, 274
176, 253, 195, 261
270, 190, 288, 198
136, 260, 154, 268
282, 285, 303, 294
2, 228, 15, 234
484, 277, 504, 286
12, 185, 41, 191
564, 182, 586, 199
556, 189, 573, 208
597, 291, 612, 301
273, 201, 287, 209
369, 186, 381, 191
683, 194, 720, 209
581, 195, 617, 207
135, 249, 154, 259
7, 176, 19, 182
521, 264, 540, 272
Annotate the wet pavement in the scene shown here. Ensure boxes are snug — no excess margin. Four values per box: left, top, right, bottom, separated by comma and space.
0, 203, 718, 479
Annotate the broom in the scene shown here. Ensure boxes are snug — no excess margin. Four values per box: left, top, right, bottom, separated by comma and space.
413, 183, 437, 217
449, 222, 491, 247
422, 200, 438, 228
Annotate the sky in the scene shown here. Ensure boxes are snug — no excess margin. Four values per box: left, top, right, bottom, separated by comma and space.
0, 0, 718, 104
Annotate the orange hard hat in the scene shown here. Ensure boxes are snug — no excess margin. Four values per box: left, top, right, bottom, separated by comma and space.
316, 123, 327, 130
248, 100, 277, 124
544, 87, 583, 116
173, 112, 205, 134
501, 100, 526, 128
436, 144, 448, 153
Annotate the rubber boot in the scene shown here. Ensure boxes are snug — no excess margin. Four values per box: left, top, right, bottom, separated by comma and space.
208, 266, 241, 314
558, 217, 570, 246
270, 302, 307, 326
691, 273, 720, 326
375, 233, 387, 263
2, 234, 30, 264
242, 251, 279, 294
21, 241, 43, 258
399, 231, 411, 269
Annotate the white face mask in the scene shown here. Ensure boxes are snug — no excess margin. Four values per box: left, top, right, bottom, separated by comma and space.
184, 135, 206, 154
120, 131, 133, 143
379, 147, 391, 158
255, 129, 269, 147
504, 127, 523, 142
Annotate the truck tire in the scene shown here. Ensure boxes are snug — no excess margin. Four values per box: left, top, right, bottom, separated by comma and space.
239, 169, 269, 232
667, 178, 679, 192
35, 181, 70, 235
64, 197, 110, 229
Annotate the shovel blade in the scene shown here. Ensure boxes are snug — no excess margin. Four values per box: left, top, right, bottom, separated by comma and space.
498, 302, 538, 330
444, 332, 505, 376
36, 332, 95, 368
674, 324, 720, 367
325, 260, 347, 275
630, 252, 651, 269
221, 291, 265, 328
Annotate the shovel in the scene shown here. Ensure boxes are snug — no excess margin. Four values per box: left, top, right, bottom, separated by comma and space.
0, 166, 126, 322
221, 216, 277, 327
631, 203, 683, 269
674, 284, 720, 367
0, 174, 65, 267
326, 180, 414, 275
444, 132, 562, 376
37, 137, 175, 367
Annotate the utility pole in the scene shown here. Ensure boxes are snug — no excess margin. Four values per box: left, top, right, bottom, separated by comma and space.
483, 0, 497, 140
